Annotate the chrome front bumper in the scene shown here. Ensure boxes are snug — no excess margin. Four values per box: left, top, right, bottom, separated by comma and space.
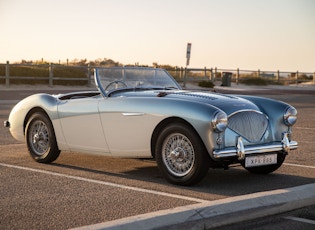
213, 133, 298, 160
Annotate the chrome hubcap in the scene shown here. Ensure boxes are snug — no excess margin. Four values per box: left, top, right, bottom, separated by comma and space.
29, 121, 49, 156
170, 147, 186, 162
162, 133, 195, 177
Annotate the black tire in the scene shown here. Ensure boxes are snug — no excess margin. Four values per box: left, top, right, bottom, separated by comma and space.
25, 112, 60, 163
242, 152, 286, 174
155, 123, 210, 186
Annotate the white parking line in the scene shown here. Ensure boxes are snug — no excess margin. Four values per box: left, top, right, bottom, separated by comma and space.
284, 216, 315, 225
0, 162, 208, 203
284, 163, 315, 169
298, 141, 315, 144
295, 127, 315, 130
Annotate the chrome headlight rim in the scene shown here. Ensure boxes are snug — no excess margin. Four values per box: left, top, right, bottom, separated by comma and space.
284, 106, 297, 126
212, 111, 228, 133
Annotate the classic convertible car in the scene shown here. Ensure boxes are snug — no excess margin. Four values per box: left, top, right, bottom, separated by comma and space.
4, 67, 298, 185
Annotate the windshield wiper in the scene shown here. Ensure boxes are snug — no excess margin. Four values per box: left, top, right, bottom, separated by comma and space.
133, 86, 157, 91
164, 86, 178, 90
133, 86, 179, 91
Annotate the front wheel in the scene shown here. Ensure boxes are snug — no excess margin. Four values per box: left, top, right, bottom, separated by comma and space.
155, 123, 210, 186
25, 112, 60, 163
241, 152, 286, 174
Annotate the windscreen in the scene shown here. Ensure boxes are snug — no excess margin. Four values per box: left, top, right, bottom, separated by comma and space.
95, 67, 181, 96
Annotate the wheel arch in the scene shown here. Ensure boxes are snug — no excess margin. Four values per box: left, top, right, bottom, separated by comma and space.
24, 107, 61, 163
24, 107, 51, 134
151, 116, 205, 158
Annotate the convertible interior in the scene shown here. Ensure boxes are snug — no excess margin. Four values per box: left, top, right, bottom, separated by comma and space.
58, 91, 100, 100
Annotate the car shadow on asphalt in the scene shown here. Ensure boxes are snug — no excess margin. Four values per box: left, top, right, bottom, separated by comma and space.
51, 154, 315, 198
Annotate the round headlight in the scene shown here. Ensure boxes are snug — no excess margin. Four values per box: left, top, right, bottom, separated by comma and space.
212, 111, 228, 132
284, 106, 297, 126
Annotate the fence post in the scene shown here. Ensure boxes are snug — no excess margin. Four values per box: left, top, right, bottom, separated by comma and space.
204, 67, 207, 80
214, 67, 217, 81
210, 68, 214, 82
5, 61, 10, 88
174, 66, 177, 79
296, 71, 299, 85
257, 69, 260, 78
87, 64, 91, 86
277, 70, 280, 83
183, 67, 187, 88
179, 67, 182, 79
49, 63, 53, 87
236, 68, 240, 85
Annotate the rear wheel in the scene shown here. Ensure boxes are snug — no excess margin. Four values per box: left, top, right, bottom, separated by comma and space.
25, 112, 60, 163
242, 152, 286, 174
155, 123, 209, 186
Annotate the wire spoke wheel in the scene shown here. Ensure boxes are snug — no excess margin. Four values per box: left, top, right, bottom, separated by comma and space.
162, 133, 195, 177
26, 112, 60, 163
29, 120, 50, 156
156, 123, 210, 186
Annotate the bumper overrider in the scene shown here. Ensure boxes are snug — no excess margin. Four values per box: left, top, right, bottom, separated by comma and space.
4, 120, 10, 128
213, 132, 298, 160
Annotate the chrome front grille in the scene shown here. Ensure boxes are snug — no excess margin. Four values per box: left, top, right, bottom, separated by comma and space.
228, 110, 268, 142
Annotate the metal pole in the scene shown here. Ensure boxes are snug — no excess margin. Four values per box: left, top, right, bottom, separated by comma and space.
236, 68, 240, 85
5, 61, 10, 88
296, 71, 298, 85
277, 70, 280, 83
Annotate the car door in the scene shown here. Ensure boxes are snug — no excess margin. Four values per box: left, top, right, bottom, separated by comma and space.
98, 96, 165, 157
57, 97, 110, 154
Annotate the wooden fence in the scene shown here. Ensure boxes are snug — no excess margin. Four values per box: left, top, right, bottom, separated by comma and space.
0, 61, 314, 88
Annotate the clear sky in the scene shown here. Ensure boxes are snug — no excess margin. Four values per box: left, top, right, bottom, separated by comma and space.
1, 0, 314, 72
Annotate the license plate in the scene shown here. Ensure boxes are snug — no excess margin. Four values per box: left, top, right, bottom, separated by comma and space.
245, 154, 277, 167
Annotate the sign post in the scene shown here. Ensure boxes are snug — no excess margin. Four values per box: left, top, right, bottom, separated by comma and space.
184, 43, 192, 87
186, 43, 192, 66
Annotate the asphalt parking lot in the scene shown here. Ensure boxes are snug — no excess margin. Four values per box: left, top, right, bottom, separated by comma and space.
0, 84, 314, 229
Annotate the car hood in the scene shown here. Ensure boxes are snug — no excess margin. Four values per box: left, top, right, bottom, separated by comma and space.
165, 91, 260, 114
118, 90, 260, 115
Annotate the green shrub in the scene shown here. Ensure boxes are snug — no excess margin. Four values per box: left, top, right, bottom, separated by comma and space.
198, 80, 215, 88
53, 67, 87, 85
0, 65, 49, 84
0, 65, 88, 85
240, 77, 268, 86
240, 77, 283, 86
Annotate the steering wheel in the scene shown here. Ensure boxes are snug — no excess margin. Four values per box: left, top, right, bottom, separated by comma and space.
104, 80, 128, 91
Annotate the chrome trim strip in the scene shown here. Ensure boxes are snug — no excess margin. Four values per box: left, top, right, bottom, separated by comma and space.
122, 112, 145, 116
213, 141, 298, 159
228, 109, 269, 120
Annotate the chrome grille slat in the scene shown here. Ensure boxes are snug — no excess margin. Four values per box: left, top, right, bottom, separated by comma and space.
228, 111, 268, 142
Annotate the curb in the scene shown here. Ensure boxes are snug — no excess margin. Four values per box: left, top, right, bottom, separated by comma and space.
72, 183, 315, 230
